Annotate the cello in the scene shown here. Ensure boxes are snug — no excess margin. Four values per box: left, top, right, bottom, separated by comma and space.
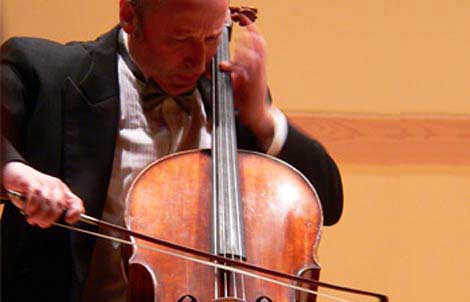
126, 6, 321, 301
5, 6, 388, 302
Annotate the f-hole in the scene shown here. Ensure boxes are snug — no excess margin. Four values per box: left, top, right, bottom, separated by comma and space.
178, 295, 197, 302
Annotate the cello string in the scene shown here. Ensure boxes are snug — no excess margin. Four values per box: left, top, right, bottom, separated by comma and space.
218, 70, 229, 299
223, 68, 239, 298
211, 57, 220, 300
224, 3, 240, 295
228, 56, 247, 302
53, 221, 355, 302
228, 89, 246, 300
219, 98, 229, 298
220, 65, 233, 296
226, 55, 244, 299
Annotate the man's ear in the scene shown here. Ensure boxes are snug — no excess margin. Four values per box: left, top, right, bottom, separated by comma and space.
119, 0, 137, 34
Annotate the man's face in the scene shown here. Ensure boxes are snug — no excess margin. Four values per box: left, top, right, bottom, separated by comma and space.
126, 0, 228, 96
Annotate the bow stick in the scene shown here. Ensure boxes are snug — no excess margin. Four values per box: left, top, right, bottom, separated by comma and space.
4, 189, 388, 302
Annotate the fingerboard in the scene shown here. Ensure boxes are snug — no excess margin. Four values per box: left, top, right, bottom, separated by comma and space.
211, 25, 246, 259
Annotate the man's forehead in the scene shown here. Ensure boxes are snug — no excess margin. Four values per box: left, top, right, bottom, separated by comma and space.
171, 25, 224, 35
169, 18, 226, 34
154, 0, 228, 10
153, 0, 228, 34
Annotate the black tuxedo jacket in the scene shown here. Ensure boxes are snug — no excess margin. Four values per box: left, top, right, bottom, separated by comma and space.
1, 27, 342, 302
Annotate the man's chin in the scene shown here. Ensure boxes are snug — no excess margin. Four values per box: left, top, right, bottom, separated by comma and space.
153, 75, 199, 96
165, 82, 197, 96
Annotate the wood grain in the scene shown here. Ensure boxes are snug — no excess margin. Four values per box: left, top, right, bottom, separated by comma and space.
0, 114, 468, 218
288, 113, 470, 165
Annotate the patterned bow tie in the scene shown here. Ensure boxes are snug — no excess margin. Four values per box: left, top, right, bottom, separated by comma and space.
141, 79, 195, 113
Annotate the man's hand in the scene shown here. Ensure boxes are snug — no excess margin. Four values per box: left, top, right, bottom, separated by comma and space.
2, 162, 85, 228
219, 15, 275, 150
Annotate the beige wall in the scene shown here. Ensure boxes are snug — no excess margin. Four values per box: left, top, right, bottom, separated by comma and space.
2, 1, 470, 302
4, 1, 470, 115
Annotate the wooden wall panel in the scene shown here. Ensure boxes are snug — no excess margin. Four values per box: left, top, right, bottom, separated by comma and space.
288, 114, 470, 165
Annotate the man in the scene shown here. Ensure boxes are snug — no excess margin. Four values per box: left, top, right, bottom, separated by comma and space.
1, 0, 343, 301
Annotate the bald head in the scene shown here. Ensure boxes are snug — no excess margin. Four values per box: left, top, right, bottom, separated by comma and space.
127, 0, 163, 12
127, 0, 230, 12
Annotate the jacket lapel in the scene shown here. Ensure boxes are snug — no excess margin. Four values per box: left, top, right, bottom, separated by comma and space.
61, 27, 120, 297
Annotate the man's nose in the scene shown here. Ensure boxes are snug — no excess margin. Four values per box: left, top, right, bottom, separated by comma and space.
184, 41, 206, 73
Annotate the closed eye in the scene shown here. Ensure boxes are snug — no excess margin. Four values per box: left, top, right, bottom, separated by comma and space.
174, 37, 189, 43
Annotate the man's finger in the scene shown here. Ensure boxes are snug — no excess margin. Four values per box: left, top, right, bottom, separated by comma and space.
65, 204, 84, 224
26, 201, 51, 228
36, 219, 54, 229
219, 61, 250, 75
64, 191, 84, 224
219, 60, 233, 72
24, 189, 45, 217
32, 199, 59, 228
219, 61, 250, 84
235, 13, 254, 27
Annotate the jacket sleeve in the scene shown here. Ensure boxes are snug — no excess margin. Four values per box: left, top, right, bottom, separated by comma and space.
1, 39, 35, 168
1, 39, 33, 168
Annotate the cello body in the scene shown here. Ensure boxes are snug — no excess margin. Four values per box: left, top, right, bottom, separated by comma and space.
126, 149, 323, 302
